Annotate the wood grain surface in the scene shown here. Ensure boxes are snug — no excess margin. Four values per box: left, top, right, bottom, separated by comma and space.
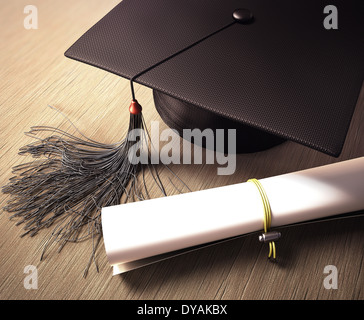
0, 0, 363, 300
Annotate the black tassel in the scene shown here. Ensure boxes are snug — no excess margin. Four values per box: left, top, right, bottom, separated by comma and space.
2, 100, 185, 277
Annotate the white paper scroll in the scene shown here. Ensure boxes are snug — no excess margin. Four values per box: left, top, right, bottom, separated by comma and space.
101, 157, 364, 275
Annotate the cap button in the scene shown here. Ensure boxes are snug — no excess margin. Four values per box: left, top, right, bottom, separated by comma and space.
232, 9, 254, 24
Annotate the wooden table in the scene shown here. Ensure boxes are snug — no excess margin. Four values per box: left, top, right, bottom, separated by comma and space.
1, 0, 363, 300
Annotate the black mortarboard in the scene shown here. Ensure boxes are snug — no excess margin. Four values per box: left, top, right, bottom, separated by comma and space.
64, 0, 364, 156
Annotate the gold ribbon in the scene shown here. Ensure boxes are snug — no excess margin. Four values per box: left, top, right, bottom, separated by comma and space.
247, 179, 277, 259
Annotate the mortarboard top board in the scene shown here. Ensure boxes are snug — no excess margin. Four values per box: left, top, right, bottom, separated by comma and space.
65, 0, 364, 157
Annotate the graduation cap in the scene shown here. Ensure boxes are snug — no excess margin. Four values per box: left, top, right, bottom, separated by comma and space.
64, 0, 364, 156
2, 0, 363, 275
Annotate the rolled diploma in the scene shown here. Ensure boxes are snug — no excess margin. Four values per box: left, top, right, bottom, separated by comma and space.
101, 157, 364, 268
